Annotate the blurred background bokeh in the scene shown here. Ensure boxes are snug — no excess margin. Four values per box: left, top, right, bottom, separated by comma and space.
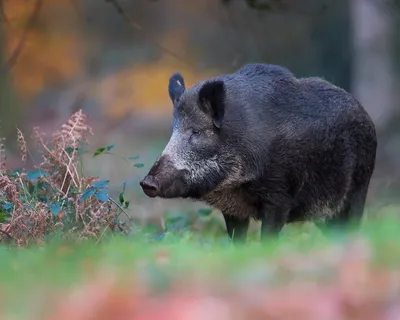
1, 0, 399, 230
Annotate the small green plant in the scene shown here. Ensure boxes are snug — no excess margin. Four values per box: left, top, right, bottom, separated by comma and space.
0, 110, 130, 247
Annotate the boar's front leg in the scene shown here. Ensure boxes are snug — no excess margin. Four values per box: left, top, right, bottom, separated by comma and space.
223, 214, 249, 244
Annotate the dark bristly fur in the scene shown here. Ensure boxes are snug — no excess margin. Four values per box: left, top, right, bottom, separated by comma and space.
140, 63, 377, 243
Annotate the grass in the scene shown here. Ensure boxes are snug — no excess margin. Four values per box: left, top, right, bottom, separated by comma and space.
1, 216, 400, 319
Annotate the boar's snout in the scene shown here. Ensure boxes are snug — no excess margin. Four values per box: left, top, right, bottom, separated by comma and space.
139, 175, 159, 198
140, 155, 189, 199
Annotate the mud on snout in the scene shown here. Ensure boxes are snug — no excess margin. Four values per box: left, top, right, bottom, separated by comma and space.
140, 155, 189, 198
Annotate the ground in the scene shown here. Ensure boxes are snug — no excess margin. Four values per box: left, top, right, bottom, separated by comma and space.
1, 212, 400, 320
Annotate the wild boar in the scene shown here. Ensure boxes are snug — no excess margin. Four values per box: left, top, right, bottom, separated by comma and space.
140, 63, 377, 243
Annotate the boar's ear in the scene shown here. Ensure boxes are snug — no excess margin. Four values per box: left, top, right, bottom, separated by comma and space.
168, 72, 186, 103
198, 80, 225, 129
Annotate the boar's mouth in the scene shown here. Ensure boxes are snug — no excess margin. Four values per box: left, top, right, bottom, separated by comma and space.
140, 155, 189, 199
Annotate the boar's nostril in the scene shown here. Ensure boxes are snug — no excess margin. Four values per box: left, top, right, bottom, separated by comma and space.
140, 177, 159, 198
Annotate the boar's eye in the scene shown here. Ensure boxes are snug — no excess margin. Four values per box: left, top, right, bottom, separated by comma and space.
192, 129, 201, 136
189, 129, 202, 140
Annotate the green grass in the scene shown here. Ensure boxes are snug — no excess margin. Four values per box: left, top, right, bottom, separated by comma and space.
1, 214, 400, 319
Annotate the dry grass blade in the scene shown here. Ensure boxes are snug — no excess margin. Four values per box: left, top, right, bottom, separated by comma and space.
0, 175, 19, 203
16, 128, 27, 166
0, 136, 6, 176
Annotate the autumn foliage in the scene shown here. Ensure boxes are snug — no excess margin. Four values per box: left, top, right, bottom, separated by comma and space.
0, 110, 125, 246
2, 0, 218, 122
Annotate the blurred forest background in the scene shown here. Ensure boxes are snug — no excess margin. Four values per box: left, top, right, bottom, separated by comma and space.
1, 0, 399, 228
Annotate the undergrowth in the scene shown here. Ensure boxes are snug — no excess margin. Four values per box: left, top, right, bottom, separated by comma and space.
0, 110, 130, 247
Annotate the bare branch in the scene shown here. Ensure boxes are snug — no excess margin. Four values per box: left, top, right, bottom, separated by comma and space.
105, 0, 192, 68
68, 0, 85, 20
1, 0, 43, 72
0, 0, 8, 22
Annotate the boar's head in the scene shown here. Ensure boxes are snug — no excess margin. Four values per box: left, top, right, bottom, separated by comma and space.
140, 72, 233, 199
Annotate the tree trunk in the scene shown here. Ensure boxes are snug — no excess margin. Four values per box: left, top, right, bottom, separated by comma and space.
350, 0, 396, 129
0, 24, 23, 164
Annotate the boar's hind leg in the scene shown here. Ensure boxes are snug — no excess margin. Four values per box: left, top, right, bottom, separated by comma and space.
223, 214, 249, 244
260, 211, 288, 241
260, 202, 291, 242
316, 187, 368, 236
